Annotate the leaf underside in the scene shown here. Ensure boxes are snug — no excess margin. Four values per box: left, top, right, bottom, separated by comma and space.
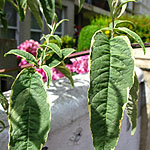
8, 68, 51, 150
89, 32, 134, 150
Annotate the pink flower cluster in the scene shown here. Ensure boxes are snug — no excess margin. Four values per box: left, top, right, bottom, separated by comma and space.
17, 40, 89, 82
17, 39, 40, 66
52, 55, 89, 80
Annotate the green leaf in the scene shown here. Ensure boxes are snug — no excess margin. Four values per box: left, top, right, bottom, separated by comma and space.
51, 35, 62, 46
5, 49, 38, 66
0, 120, 5, 133
114, 27, 146, 54
0, 0, 5, 10
27, 0, 43, 30
109, 20, 134, 29
46, 43, 62, 58
7, 0, 18, 9
78, 0, 85, 12
39, 0, 55, 25
41, 65, 52, 87
56, 62, 74, 86
89, 32, 134, 150
126, 73, 139, 135
0, 74, 14, 78
57, 0, 62, 8
8, 68, 51, 149
54, 19, 69, 33
46, 48, 76, 68
20, 0, 27, 7
114, 0, 136, 18
108, 0, 113, 16
0, 10, 8, 29
36, 48, 42, 60
40, 49, 46, 66
0, 90, 9, 114
16, 0, 26, 21
117, 2, 127, 18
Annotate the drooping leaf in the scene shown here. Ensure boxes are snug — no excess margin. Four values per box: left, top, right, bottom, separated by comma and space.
41, 65, 52, 87
46, 48, 76, 68
54, 19, 69, 33
45, 43, 62, 58
0, 74, 13, 78
0, 0, 5, 10
89, 32, 134, 150
117, 2, 127, 18
7, 0, 18, 9
114, 27, 146, 54
8, 68, 51, 149
126, 73, 139, 135
109, 20, 134, 29
39, 0, 55, 25
27, 0, 43, 30
16, 0, 26, 21
78, 0, 85, 12
56, 62, 74, 86
114, 0, 136, 18
108, 0, 113, 16
5, 49, 38, 66
0, 90, 9, 114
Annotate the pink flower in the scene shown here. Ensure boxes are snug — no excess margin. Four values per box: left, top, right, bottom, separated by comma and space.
70, 55, 89, 74
17, 39, 40, 58
17, 39, 90, 82
36, 68, 47, 82
18, 59, 28, 66
52, 68, 64, 80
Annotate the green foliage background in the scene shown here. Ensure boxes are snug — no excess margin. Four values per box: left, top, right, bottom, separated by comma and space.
50, 35, 76, 49
78, 15, 150, 51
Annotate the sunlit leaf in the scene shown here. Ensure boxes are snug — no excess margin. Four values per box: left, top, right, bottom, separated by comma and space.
5, 49, 38, 66
89, 32, 134, 150
114, 0, 136, 18
45, 43, 62, 58
115, 27, 146, 54
39, 0, 55, 25
8, 68, 51, 149
41, 65, 52, 87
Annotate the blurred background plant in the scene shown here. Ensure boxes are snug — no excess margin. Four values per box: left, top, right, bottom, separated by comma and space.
121, 15, 150, 43
49, 35, 76, 49
77, 15, 150, 52
77, 16, 110, 52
